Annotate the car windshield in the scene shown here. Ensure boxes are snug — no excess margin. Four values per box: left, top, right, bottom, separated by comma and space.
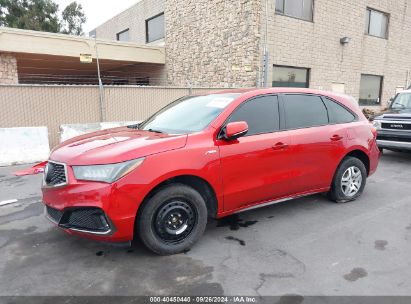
139, 94, 240, 134
391, 92, 411, 109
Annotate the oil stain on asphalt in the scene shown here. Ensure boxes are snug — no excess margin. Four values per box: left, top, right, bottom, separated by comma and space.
343, 267, 368, 282
217, 214, 257, 231
375, 240, 388, 251
225, 236, 246, 246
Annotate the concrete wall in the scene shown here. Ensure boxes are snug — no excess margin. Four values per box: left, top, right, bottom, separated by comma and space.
165, 0, 262, 87
0, 127, 49, 166
264, 0, 411, 108
94, 0, 165, 46
0, 53, 18, 84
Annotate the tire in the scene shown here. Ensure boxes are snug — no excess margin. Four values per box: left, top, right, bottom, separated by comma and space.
328, 157, 367, 203
136, 183, 208, 255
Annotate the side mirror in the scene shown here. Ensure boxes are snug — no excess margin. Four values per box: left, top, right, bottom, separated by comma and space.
223, 121, 249, 140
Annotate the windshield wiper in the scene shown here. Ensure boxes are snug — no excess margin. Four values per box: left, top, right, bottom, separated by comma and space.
147, 128, 165, 134
127, 123, 140, 129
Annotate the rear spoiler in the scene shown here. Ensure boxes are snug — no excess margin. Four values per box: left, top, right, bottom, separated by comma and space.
13, 161, 48, 176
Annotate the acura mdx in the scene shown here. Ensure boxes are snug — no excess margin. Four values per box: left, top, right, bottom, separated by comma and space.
42, 88, 380, 255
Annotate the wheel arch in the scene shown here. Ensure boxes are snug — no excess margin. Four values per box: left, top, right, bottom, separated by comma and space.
136, 174, 219, 225
341, 148, 370, 175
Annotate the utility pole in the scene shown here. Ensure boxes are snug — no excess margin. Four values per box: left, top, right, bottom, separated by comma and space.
93, 35, 105, 122
261, 0, 269, 87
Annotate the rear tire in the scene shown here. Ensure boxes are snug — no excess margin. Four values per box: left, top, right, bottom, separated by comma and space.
137, 183, 208, 255
328, 157, 367, 203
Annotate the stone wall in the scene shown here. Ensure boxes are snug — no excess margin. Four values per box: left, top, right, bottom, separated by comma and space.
264, 0, 411, 108
0, 53, 18, 84
94, 0, 165, 46
165, 0, 262, 87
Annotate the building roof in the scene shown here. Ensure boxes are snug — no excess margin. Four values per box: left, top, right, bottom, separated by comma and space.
0, 27, 165, 64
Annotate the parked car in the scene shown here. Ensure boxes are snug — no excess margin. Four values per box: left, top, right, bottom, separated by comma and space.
42, 88, 380, 255
373, 89, 411, 152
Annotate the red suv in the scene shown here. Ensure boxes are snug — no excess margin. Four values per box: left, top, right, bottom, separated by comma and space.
42, 88, 380, 255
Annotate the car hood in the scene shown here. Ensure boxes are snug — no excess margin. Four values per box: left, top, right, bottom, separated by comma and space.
50, 127, 188, 165
374, 108, 411, 120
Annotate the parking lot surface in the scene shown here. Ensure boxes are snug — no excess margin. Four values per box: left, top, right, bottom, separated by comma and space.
0, 151, 411, 297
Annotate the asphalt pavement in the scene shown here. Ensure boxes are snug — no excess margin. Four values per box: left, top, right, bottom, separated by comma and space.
0, 151, 411, 297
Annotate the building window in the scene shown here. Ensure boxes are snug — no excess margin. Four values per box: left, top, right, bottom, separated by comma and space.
116, 29, 129, 42
146, 13, 165, 43
89, 29, 96, 38
365, 8, 389, 39
359, 74, 383, 106
272, 65, 310, 88
275, 0, 313, 22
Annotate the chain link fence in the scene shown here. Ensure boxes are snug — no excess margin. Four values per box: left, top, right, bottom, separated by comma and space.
0, 84, 232, 147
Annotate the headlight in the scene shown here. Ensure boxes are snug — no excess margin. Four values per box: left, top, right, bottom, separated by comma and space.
73, 158, 145, 183
372, 120, 382, 130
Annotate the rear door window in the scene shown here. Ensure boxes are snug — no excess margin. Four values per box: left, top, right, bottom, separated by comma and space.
323, 98, 356, 124
283, 94, 328, 129
228, 95, 279, 136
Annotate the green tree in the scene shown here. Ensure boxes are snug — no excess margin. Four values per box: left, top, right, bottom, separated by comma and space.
60, 1, 86, 35
0, 0, 86, 35
0, 0, 60, 33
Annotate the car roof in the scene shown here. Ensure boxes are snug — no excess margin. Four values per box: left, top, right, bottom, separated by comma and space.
213, 87, 355, 102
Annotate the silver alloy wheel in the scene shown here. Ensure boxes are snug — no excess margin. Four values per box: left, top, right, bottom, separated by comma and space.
341, 166, 363, 197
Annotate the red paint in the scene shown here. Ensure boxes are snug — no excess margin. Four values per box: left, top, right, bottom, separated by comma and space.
225, 121, 249, 139
42, 88, 380, 242
14, 161, 47, 176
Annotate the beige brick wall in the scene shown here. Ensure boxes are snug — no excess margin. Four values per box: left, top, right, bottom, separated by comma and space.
0, 53, 18, 84
165, 0, 262, 87
94, 0, 165, 46
264, 0, 411, 108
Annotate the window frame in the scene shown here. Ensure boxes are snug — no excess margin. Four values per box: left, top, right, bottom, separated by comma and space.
359, 74, 384, 106
275, 0, 314, 23
365, 7, 389, 39
280, 93, 329, 131
116, 28, 130, 41
145, 12, 165, 43
279, 93, 358, 131
218, 94, 282, 139
321, 96, 359, 125
272, 64, 310, 88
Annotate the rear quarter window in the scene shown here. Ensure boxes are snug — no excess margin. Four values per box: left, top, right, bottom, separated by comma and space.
323, 97, 356, 124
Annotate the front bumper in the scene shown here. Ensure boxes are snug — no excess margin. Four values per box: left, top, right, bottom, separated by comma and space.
42, 164, 146, 242
376, 130, 411, 150
45, 205, 114, 235
377, 139, 411, 150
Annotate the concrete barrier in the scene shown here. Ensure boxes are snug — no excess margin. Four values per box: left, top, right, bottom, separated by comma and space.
0, 127, 50, 166
59, 121, 141, 143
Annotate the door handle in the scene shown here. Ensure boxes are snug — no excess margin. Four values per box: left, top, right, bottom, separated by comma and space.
272, 142, 288, 150
330, 134, 343, 141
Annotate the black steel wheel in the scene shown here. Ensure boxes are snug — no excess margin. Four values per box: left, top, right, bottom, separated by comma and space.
153, 200, 197, 244
137, 183, 208, 255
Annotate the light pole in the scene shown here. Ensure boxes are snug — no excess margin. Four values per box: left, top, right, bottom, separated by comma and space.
90, 33, 105, 122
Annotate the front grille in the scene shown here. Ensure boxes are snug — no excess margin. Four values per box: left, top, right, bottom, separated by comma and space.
382, 123, 411, 130
46, 205, 64, 223
383, 115, 411, 120
45, 162, 67, 186
66, 208, 110, 233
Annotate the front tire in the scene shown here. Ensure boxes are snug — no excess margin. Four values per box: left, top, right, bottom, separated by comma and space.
328, 157, 367, 203
137, 184, 208, 255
